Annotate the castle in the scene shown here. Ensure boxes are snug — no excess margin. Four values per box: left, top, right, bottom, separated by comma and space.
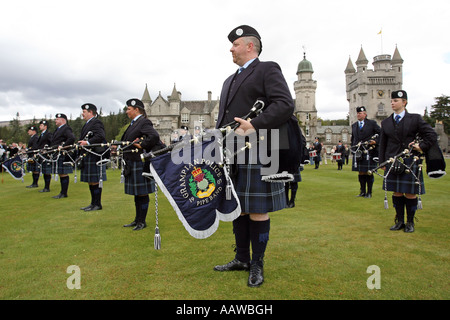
142, 46, 404, 152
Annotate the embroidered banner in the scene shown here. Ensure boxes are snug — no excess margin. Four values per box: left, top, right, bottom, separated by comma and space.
149, 134, 241, 239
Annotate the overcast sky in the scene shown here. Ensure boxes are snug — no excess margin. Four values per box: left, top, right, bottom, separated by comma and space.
1, 0, 449, 123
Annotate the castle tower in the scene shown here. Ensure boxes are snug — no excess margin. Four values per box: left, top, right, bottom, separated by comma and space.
142, 84, 152, 115
345, 46, 403, 125
294, 52, 317, 141
168, 83, 181, 115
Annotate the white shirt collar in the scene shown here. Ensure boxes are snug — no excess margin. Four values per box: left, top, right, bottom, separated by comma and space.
238, 58, 257, 73
393, 110, 406, 120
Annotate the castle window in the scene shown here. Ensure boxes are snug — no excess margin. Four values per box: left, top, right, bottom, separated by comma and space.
198, 115, 205, 123
342, 133, 348, 142
181, 113, 189, 123
326, 133, 331, 142
306, 126, 310, 137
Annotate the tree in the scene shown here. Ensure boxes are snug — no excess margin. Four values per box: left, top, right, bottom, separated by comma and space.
428, 95, 450, 134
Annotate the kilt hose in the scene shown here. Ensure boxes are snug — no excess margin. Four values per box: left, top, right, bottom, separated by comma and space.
384, 157, 425, 195
233, 164, 286, 214
124, 160, 155, 196
80, 153, 107, 183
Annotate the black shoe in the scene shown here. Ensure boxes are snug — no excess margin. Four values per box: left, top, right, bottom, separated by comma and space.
404, 222, 415, 233
26, 184, 38, 188
364, 193, 372, 198
81, 204, 93, 210
52, 193, 67, 199
356, 192, 366, 197
39, 188, 50, 193
132, 222, 147, 231
123, 221, 137, 227
390, 222, 405, 231
248, 261, 264, 287
214, 258, 250, 272
287, 201, 295, 208
84, 205, 102, 211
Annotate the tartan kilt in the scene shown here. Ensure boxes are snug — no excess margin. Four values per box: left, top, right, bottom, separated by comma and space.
352, 155, 378, 172
383, 157, 425, 195
124, 160, 155, 196
233, 164, 286, 214
80, 153, 107, 183
26, 159, 40, 172
40, 159, 53, 175
52, 156, 73, 175
293, 166, 302, 182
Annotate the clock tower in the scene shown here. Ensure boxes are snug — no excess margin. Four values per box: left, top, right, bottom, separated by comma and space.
345, 46, 403, 125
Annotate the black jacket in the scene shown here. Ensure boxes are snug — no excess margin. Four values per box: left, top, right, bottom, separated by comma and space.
217, 58, 294, 130
121, 116, 161, 162
79, 117, 107, 145
351, 118, 381, 157
51, 124, 75, 147
37, 130, 53, 149
379, 111, 437, 164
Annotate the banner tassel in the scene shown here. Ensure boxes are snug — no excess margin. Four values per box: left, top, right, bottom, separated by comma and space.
154, 227, 161, 250
226, 182, 232, 200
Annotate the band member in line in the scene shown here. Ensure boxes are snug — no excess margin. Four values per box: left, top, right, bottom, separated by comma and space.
351, 106, 380, 198
335, 141, 346, 170
25, 126, 40, 188
178, 125, 189, 141
379, 90, 437, 233
50, 113, 75, 199
312, 137, 322, 169
78, 103, 107, 211
121, 98, 164, 231
37, 120, 53, 193
213, 25, 294, 287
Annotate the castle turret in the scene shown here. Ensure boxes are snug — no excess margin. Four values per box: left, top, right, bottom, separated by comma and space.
141, 84, 152, 115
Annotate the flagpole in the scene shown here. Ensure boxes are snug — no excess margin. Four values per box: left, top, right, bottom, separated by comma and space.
378, 28, 383, 54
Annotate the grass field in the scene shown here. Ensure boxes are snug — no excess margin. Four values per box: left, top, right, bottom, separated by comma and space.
0, 160, 448, 300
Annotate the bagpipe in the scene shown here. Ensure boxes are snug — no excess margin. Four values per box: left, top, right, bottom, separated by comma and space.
14, 129, 144, 186
139, 98, 305, 247
139, 99, 268, 243
367, 134, 446, 210
350, 134, 379, 168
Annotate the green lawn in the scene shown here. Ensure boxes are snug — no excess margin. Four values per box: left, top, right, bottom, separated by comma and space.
0, 160, 448, 300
